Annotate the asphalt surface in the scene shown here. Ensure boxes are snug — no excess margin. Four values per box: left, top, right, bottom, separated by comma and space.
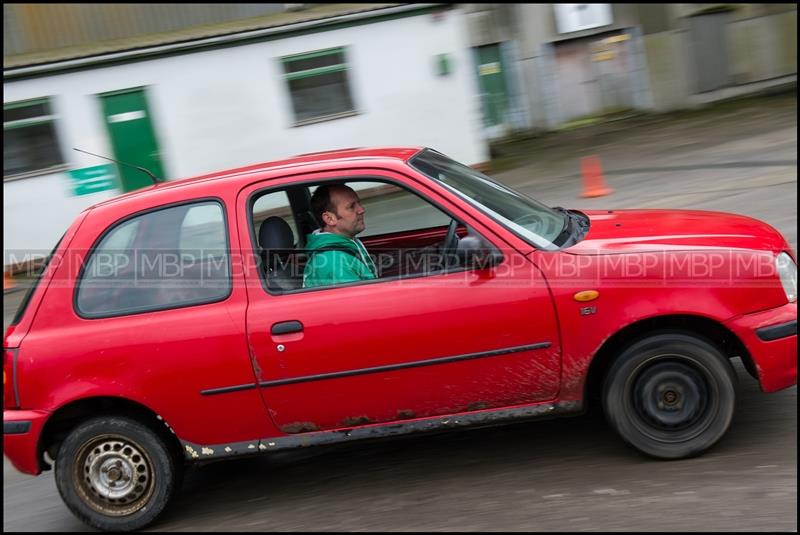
3, 91, 797, 531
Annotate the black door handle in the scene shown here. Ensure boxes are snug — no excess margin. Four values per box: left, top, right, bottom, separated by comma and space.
271, 320, 304, 335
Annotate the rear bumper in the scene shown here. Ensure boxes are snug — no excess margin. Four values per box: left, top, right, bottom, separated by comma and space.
725, 302, 798, 393
3, 409, 50, 475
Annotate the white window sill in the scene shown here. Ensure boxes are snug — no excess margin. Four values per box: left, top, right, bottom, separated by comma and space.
3, 164, 70, 182
291, 110, 360, 128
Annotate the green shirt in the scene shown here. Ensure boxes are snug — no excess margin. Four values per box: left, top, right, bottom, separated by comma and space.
302, 231, 377, 288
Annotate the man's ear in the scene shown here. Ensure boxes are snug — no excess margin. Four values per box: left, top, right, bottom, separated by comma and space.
321, 211, 335, 227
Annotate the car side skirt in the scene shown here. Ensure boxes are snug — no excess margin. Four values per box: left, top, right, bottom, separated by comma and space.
179, 400, 583, 461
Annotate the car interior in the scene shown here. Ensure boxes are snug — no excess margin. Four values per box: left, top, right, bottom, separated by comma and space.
251, 181, 495, 293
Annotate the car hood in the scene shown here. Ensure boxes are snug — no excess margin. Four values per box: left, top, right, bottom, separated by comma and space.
562, 209, 787, 255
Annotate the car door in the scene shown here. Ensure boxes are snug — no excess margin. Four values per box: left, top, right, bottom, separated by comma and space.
239, 168, 561, 433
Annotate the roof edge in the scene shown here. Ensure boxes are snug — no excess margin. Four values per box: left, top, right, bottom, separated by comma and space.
4, 4, 447, 79
85, 147, 426, 210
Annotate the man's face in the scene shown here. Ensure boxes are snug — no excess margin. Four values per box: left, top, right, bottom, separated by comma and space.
325, 187, 366, 238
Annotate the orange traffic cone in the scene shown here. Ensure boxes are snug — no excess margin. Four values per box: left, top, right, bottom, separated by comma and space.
580, 155, 613, 198
3, 270, 15, 292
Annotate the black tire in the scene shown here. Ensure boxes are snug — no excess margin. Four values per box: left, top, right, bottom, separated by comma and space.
602, 333, 736, 460
55, 416, 179, 531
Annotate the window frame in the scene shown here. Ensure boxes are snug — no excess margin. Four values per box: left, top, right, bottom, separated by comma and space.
246, 175, 506, 297
3, 97, 68, 180
280, 46, 358, 126
73, 197, 232, 319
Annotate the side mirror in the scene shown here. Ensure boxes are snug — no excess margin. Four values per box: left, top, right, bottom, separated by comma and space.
457, 235, 503, 268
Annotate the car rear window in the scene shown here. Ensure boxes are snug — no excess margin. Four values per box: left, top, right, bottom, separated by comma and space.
75, 200, 230, 318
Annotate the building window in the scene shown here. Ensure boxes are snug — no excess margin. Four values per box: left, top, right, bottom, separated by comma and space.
282, 47, 356, 124
3, 98, 65, 179
554, 4, 612, 34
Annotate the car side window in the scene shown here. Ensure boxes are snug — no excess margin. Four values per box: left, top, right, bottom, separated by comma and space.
76, 200, 230, 318
102, 219, 140, 250
352, 183, 452, 237
263, 179, 498, 293
179, 204, 228, 262
332, 181, 472, 281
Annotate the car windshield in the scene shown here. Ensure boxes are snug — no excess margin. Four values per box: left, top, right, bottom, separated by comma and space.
409, 149, 567, 250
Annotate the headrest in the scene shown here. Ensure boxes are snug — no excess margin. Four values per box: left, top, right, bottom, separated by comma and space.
258, 217, 294, 251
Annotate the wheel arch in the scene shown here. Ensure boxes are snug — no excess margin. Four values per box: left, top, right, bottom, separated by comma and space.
585, 314, 754, 403
38, 396, 184, 473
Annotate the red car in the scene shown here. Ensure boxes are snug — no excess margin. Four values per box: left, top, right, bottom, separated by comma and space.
4, 147, 797, 531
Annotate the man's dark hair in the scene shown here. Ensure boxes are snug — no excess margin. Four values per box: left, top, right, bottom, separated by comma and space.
310, 184, 350, 228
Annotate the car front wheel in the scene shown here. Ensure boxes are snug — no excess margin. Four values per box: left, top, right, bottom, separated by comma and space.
602, 333, 736, 460
55, 416, 179, 531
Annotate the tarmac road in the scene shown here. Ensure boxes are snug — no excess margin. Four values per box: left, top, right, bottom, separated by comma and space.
3, 91, 797, 531
3, 363, 796, 532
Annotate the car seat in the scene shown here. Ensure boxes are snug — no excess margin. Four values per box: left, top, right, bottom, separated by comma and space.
258, 217, 302, 291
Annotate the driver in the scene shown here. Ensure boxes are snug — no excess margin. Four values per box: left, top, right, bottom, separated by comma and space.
303, 184, 378, 288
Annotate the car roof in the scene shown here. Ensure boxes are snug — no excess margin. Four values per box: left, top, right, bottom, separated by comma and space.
87, 146, 425, 210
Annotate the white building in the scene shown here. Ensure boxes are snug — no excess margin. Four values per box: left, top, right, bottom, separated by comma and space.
3, 3, 488, 269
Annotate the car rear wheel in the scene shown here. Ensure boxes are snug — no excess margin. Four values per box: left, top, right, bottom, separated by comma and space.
602, 333, 736, 460
55, 416, 179, 531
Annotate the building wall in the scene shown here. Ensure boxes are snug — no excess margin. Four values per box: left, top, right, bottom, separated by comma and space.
3, 10, 487, 266
460, 4, 532, 137
497, 3, 796, 118
635, 4, 675, 35
498, 4, 649, 129
728, 10, 797, 84
671, 3, 796, 23
462, 3, 796, 125
642, 8, 796, 112
641, 31, 691, 112
511, 4, 640, 49
462, 3, 510, 47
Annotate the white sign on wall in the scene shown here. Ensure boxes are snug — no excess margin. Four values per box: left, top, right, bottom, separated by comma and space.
108, 110, 146, 123
554, 4, 612, 34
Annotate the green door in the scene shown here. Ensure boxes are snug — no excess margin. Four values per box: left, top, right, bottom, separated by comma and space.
99, 88, 165, 192
475, 44, 510, 128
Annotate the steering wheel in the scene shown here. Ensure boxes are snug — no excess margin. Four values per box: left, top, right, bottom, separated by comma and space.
443, 218, 459, 253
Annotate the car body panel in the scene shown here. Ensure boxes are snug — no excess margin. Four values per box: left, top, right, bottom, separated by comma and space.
568, 209, 788, 254
4, 210, 90, 349
3, 409, 49, 474
724, 301, 797, 392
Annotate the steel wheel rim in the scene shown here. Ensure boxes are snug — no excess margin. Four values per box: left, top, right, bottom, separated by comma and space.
73, 434, 156, 516
625, 354, 719, 443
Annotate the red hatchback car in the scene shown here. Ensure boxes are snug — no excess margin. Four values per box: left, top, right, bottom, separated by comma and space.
4, 147, 797, 531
